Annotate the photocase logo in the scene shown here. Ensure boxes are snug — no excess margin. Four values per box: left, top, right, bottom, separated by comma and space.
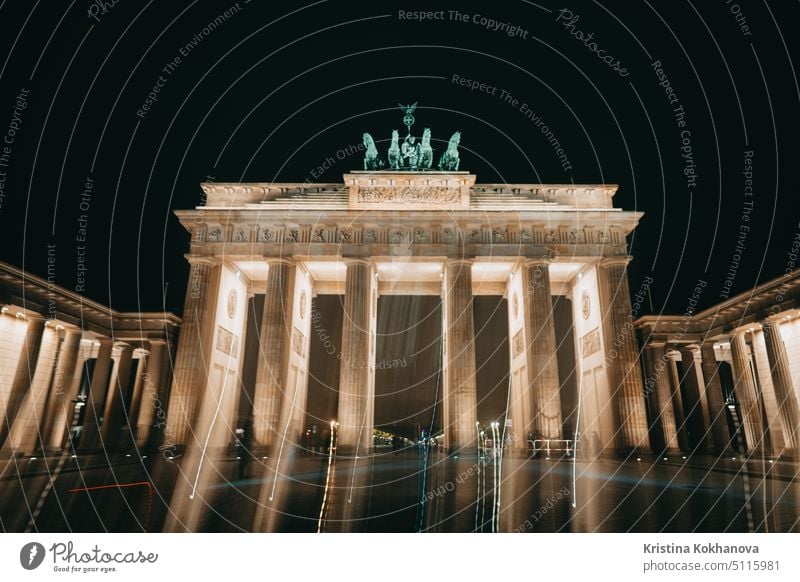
19, 542, 46, 570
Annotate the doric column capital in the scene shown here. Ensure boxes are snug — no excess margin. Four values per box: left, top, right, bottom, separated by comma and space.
679, 344, 701, 355
60, 326, 84, 338
599, 256, 633, 268
264, 257, 293, 267
644, 341, 667, 350
342, 257, 371, 267
7, 310, 47, 325
445, 258, 473, 268
185, 254, 220, 267
761, 315, 786, 329
522, 257, 551, 268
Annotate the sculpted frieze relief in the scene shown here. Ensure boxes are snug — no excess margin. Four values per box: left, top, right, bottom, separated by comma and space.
197, 222, 624, 247
357, 186, 461, 204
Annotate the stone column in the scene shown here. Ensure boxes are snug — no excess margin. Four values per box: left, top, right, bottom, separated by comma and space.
597, 258, 650, 452
521, 258, 562, 440
679, 346, 714, 453
729, 332, 764, 453
41, 328, 82, 450
442, 259, 478, 454
124, 349, 148, 449
166, 256, 222, 448
0, 315, 46, 448
665, 351, 690, 451
505, 274, 533, 452
134, 340, 167, 448
642, 344, 680, 452
761, 318, 800, 454
252, 259, 293, 449
699, 342, 733, 454
99, 343, 134, 450
5, 324, 62, 455
77, 338, 114, 451
337, 259, 375, 452
749, 329, 785, 454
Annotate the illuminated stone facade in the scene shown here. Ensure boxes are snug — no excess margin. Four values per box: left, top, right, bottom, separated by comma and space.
636, 272, 800, 458
166, 171, 651, 466
0, 262, 178, 456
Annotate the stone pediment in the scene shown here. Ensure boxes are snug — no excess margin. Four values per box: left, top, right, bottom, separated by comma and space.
345, 171, 474, 210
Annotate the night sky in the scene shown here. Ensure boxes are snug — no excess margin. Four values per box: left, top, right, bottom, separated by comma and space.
0, 0, 798, 318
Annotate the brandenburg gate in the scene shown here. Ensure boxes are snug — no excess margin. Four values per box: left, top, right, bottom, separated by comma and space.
165, 170, 651, 467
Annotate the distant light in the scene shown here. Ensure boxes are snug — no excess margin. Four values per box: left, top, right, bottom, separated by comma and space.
71, 455, 77, 459
682, 456, 686, 459
236, 456, 241, 460
732, 457, 736, 460
142, 455, 148, 459
769, 460, 774, 464
636, 457, 641, 461
125, 454, 131, 457
29, 457, 37, 461
663, 457, 668, 461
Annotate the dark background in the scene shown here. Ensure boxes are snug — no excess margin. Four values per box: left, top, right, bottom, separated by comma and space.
0, 0, 797, 317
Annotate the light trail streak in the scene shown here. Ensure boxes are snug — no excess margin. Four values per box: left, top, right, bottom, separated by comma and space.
572, 353, 584, 508
316, 420, 337, 533
269, 371, 301, 502
474, 421, 481, 531
190, 356, 234, 500
490, 422, 499, 533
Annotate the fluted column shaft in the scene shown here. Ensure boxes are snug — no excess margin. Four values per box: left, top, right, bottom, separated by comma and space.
522, 259, 562, 439
679, 346, 713, 453
6, 325, 62, 455
729, 333, 764, 453
166, 257, 222, 447
643, 344, 680, 452
761, 319, 800, 453
699, 343, 733, 453
124, 350, 148, 449
252, 260, 293, 448
78, 338, 114, 450
99, 344, 134, 450
665, 352, 690, 451
597, 259, 650, 452
135, 340, 167, 448
41, 329, 82, 449
0, 315, 46, 448
442, 259, 478, 453
337, 260, 374, 451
